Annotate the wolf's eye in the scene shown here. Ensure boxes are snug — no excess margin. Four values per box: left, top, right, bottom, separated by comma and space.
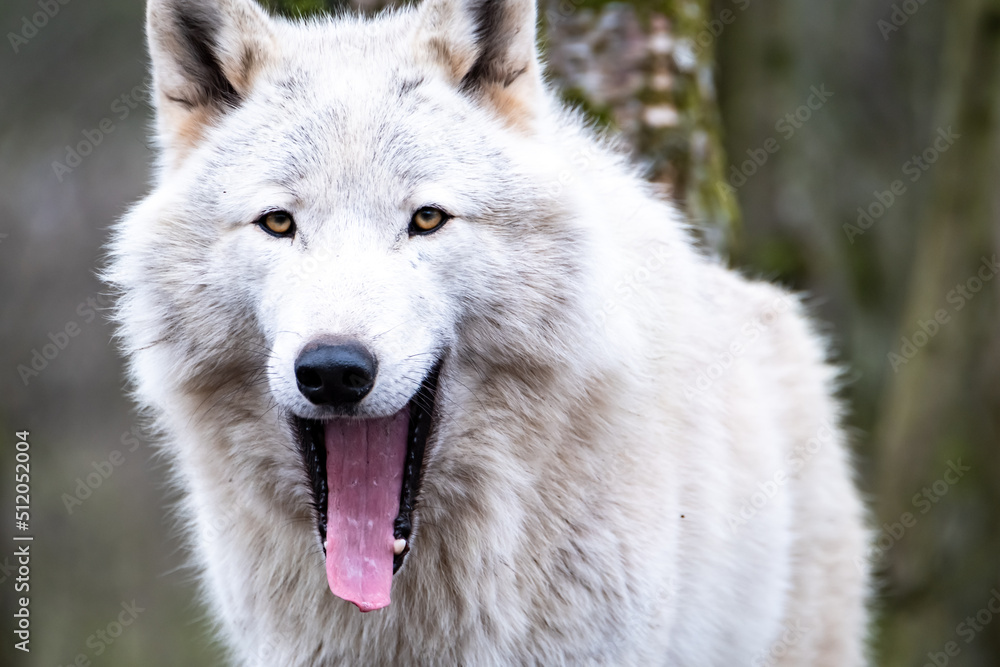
409, 206, 450, 236
256, 210, 295, 238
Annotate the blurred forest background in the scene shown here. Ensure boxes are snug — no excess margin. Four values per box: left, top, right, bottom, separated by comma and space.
1, 0, 998, 665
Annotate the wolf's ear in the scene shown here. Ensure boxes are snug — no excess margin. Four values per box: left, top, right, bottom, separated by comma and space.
418, 0, 543, 126
147, 0, 275, 162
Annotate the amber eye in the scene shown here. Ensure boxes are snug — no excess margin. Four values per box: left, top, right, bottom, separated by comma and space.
409, 206, 450, 235
257, 210, 295, 238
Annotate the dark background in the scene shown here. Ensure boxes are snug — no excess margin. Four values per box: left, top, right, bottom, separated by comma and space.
1, 0, 998, 665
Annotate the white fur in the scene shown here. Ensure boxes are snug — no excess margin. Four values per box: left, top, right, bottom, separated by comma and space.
106, 0, 869, 664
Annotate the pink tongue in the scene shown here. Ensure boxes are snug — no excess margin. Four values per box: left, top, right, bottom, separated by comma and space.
324, 408, 409, 612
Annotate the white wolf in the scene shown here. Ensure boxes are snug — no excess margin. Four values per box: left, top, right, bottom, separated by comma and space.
107, 0, 869, 663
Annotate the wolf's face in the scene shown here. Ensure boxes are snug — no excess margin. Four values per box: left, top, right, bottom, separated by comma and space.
116, 0, 587, 612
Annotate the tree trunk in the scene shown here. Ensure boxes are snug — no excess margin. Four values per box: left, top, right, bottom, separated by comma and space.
541, 0, 740, 253
873, 0, 1000, 662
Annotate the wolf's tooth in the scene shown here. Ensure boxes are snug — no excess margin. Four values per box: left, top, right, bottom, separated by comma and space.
393, 539, 407, 555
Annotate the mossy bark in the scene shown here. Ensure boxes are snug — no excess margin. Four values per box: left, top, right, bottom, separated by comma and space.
541, 0, 741, 252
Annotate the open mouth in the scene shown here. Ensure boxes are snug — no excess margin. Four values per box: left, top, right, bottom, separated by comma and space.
292, 362, 441, 612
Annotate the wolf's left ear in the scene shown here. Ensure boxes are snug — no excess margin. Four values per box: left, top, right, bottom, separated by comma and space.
418, 0, 543, 125
147, 0, 276, 164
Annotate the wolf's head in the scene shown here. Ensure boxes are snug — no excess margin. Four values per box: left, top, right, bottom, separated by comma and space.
111, 0, 631, 613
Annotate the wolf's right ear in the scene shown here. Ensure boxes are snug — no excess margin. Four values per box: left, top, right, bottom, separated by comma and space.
147, 0, 276, 165
417, 0, 544, 128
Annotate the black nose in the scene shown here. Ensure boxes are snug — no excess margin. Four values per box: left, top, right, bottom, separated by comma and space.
294, 342, 377, 407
